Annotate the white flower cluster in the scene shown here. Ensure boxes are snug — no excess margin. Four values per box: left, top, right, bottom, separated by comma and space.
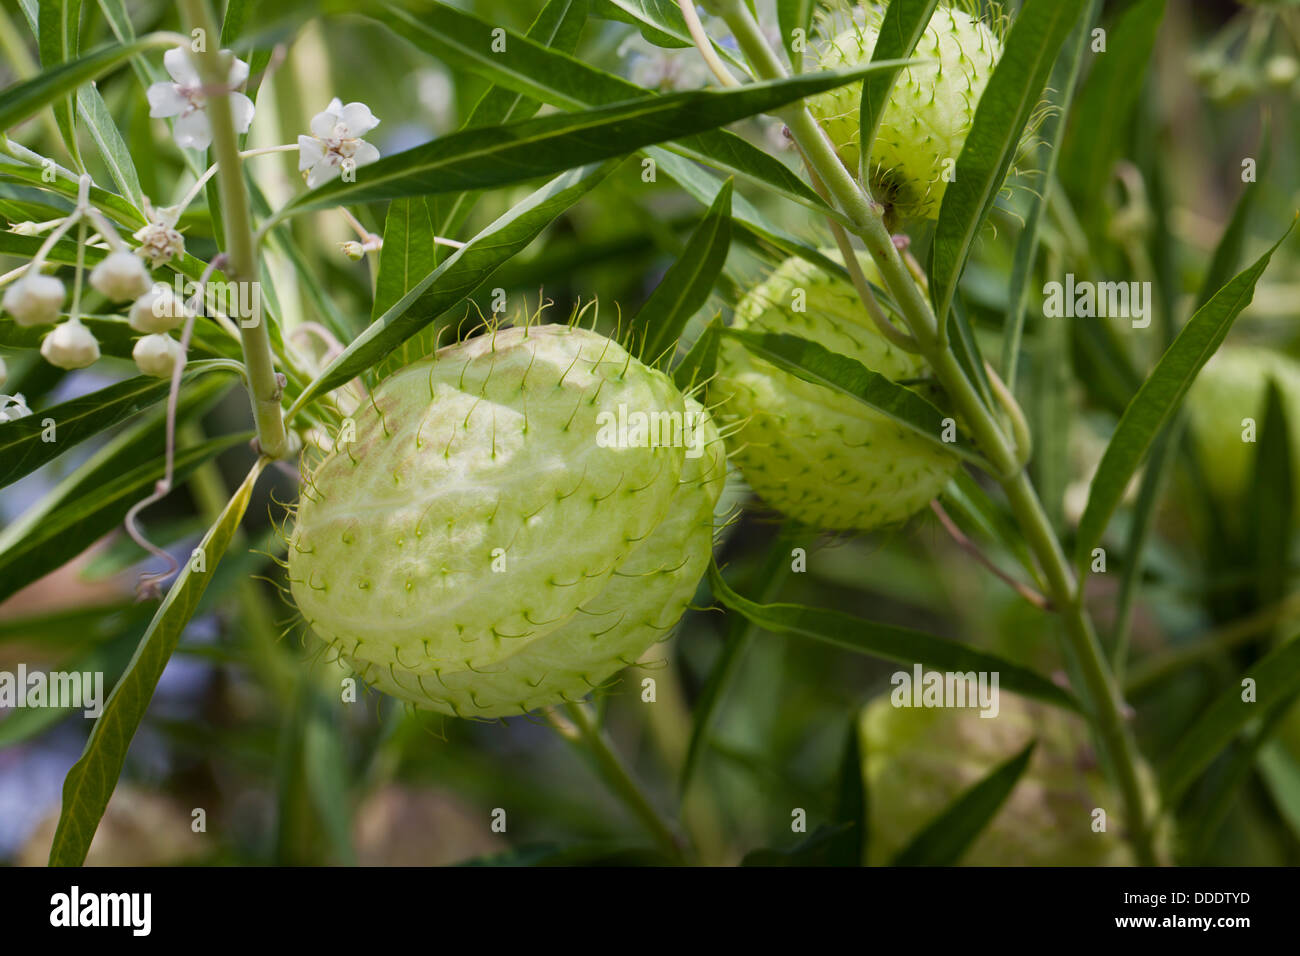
3, 42, 385, 392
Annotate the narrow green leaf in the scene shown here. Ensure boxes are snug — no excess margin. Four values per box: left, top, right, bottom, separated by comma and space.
0, 363, 231, 489
930, 0, 1085, 325
463, 0, 589, 129
673, 316, 721, 393
724, 328, 987, 469
76, 83, 143, 208
1194, 121, 1270, 312
681, 526, 793, 797
37, 0, 84, 167
857, 0, 939, 164
369, 0, 842, 220
1186, 697, 1297, 861
1159, 635, 1300, 805
49, 459, 264, 866
1258, 742, 1300, 843
0, 39, 148, 133
1001, 0, 1098, 388
891, 740, 1036, 865
1058, 0, 1165, 230
829, 720, 867, 866
776, 0, 815, 70
283, 63, 906, 216
432, 0, 589, 247
646, 147, 849, 280
1074, 222, 1294, 565
637, 178, 731, 367
707, 561, 1081, 712
1246, 382, 1294, 608
372, 197, 436, 321
0, 155, 144, 226
289, 163, 613, 414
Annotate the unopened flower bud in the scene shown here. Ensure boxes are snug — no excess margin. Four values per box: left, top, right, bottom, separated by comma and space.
1265, 56, 1299, 88
89, 251, 152, 302
3, 274, 65, 326
130, 285, 188, 333
340, 241, 366, 261
40, 320, 101, 370
10, 221, 41, 236
133, 333, 185, 378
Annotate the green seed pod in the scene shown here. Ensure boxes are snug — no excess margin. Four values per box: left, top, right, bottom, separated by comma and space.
859, 691, 1132, 865
1185, 345, 1300, 518
288, 324, 725, 718
713, 250, 958, 531
806, 4, 1003, 225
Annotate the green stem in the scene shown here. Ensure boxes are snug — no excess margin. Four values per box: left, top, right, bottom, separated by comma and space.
182, 0, 289, 459
715, 0, 1158, 865
555, 702, 685, 862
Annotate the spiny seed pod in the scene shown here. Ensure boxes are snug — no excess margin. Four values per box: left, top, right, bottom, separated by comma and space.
40, 319, 100, 370
859, 691, 1131, 865
713, 250, 958, 531
129, 285, 188, 333
807, 4, 1002, 225
287, 324, 726, 719
90, 251, 152, 302
1186, 346, 1300, 517
133, 333, 185, 378
3, 274, 65, 327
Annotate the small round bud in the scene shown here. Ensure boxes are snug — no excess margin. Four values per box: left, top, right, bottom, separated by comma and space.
1265, 56, 1299, 88
129, 285, 188, 333
339, 241, 366, 261
40, 320, 101, 370
3, 274, 65, 326
89, 251, 152, 302
133, 333, 185, 378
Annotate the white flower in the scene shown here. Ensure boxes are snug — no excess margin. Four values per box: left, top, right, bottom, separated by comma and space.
130, 285, 189, 333
133, 201, 186, 268
90, 251, 152, 302
133, 333, 185, 378
41, 320, 101, 370
3, 273, 65, 326
147, 46, 254, 151
298, 98, 380, 188
0, 393, 32, 423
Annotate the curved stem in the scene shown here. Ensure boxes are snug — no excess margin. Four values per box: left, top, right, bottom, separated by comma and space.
550, 702, 685, 862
